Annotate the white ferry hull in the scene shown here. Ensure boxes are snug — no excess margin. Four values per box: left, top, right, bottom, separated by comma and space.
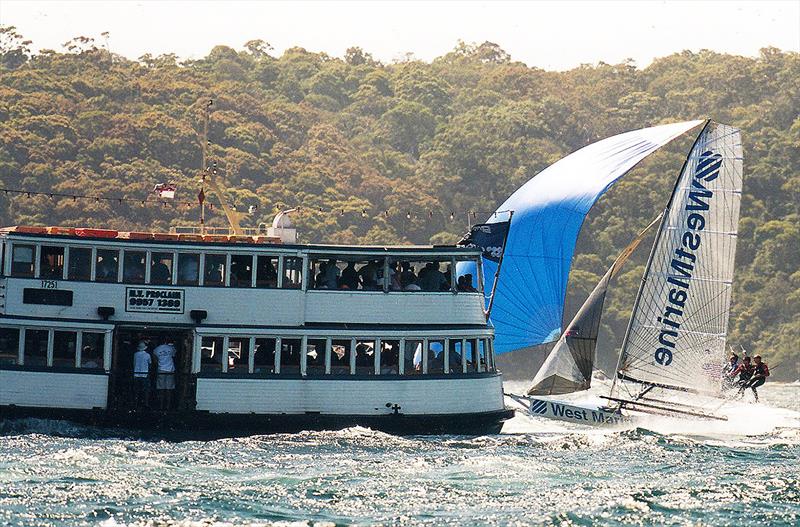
0, 373, 513, 436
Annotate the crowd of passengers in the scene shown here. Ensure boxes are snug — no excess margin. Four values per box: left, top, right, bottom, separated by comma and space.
312, 259, 479, 292
200, 337, 488, 375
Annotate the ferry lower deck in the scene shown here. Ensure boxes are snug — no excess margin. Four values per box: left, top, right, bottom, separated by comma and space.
0, 323, 512, 436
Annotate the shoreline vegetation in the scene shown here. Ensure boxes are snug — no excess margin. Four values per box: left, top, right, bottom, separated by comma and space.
1, 29, 797, 380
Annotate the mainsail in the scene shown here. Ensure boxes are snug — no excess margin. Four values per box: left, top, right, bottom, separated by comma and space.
614, 121, 743, 396
528, 216, 660, 395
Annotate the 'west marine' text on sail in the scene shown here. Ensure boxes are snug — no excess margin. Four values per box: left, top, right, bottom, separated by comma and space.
655, 151, 722, 366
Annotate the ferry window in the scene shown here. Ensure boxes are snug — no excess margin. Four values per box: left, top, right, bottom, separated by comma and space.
395, 260, 451, 292
428, 339, 445, 374
150, 252, 173, 285
227, 337, 250, 373
478, 339, 488, 372
11, 244, 35, 277
306, 338, 326, 375
253, 338, 276, 374
123, 251, 146, 284
455, 257, 481, 293
465, 339, 479, 372
204, 254, 226, 287
330, 339, 351, 374
95, 249, 119, 282
200, 336, 223, 372
81, 332, 105, 368
448, 339, 465, 374
380, 340, 400, 375
456, 271, 479, 292
256, 256, 278, 288
40, 246, 65, 279
280, 338, 301, 374
53, 331, 77, 367
23, 329, 48, 366
282, 257, 302, 289
404, 339, 423, 374
177, 253, 200, 285
0, 328, 20, 365
68, 247, 92, 280
355, 339, 375, 375
230, 255, 253, 287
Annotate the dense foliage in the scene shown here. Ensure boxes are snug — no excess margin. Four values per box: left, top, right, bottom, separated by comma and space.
1, 28, 798, 379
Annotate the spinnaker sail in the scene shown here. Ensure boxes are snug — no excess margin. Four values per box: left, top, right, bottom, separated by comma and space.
614, 121, 743, 396
527, 215, 660, 395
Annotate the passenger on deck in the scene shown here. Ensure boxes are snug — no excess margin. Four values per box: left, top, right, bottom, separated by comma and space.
257, 258, 278, 287
322, 259, 339, 289
132, 341, 152, 409
340, 261, 360, 290
399, 262, 417, 290
359, 260, 380, 290
418, 262, 449, 291
153, 337, 177, 410
457, 274, 478, 292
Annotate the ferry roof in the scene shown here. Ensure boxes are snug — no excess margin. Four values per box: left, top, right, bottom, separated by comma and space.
0, 226, 480, 255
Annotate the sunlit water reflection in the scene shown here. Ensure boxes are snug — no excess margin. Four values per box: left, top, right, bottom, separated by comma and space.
1, 383, 798, 526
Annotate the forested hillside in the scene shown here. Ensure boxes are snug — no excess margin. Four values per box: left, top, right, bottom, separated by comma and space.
1, 28, 798, 379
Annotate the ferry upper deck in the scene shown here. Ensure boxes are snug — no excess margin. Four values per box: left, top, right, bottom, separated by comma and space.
0, 226, 488, 328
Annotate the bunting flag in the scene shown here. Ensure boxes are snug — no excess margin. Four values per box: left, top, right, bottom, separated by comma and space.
153, 183, 176, 199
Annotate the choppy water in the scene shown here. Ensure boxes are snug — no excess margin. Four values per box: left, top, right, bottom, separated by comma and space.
1, 383, 799, 526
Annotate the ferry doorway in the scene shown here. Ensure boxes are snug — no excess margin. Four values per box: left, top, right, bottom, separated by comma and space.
110, 327, 195, 412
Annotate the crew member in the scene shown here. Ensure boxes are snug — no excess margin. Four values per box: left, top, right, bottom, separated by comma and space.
729, 355, 753, 392
722, 353, 739, 390
740, 355, 770, 402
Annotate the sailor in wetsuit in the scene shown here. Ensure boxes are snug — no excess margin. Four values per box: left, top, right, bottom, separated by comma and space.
739, 355, 770, 402
722, 353, 740, 390
729, 355, 753, 394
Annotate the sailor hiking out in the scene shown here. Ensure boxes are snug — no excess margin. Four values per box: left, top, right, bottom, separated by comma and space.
737, 355, 770, 402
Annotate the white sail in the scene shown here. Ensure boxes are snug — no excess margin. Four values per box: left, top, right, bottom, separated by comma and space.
616, 121, 743, 395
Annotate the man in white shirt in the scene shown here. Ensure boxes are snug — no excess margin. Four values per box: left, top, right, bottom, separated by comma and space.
153, 337, 177, 410
132, 341, 152, 409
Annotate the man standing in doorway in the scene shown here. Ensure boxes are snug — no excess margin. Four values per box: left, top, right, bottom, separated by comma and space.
153, 337, 177, 411
132, 341, 152, 409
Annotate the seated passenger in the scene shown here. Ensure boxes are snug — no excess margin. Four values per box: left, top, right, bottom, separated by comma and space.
151, 260, 171, 284
340, 261, 360, 290
178, 257, 199, 283
206, 264, 223, 285
96, 256, 117, 281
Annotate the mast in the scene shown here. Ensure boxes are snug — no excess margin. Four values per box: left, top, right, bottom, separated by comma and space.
485, 210, 514, 320
198, 98, 248, 236
610, 120, 712, 396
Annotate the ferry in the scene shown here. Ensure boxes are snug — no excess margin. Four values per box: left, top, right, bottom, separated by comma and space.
0, 221, 513, 436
